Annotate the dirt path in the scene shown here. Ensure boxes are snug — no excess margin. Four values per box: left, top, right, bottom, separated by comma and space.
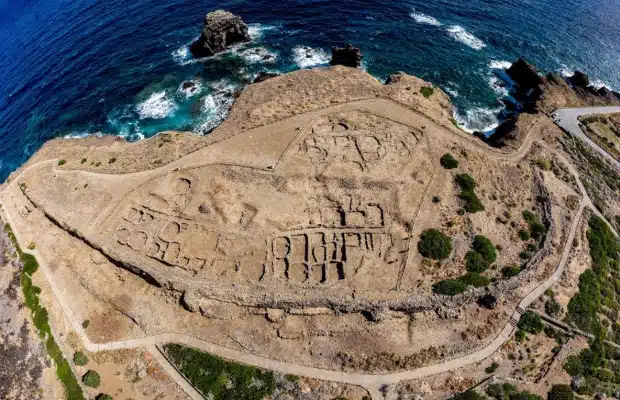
1, 99, 617, 400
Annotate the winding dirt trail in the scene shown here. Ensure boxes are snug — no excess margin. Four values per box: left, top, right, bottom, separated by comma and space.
1, 99, 617, 400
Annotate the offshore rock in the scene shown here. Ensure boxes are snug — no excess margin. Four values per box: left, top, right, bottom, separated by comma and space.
330, 44, 363, 68
506, 58, 543, 90
568, 71, 590, 88
189, 10, 250, 58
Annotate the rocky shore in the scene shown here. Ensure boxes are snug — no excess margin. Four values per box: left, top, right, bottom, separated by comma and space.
189, 10, 250, 58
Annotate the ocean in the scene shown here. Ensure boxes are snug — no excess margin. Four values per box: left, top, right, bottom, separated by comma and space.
1, 0, 619, 180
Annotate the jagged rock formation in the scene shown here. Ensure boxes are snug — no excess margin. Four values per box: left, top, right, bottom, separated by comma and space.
330, 44, 363, 68
567, 70, 589, 88
505, 58, 544, 109
253, 71, 279, 84
189, 10, 250, 58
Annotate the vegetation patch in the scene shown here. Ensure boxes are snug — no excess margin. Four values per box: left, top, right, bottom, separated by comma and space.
163, 343, 276, 400
562, 215, 620, 397
517, 311, 544, 334
440, 153, 459, 169
502, 265, 521, 278
432, 279, 469, 296
418, 229, 452, 260
456, 174, 485, 213
465, 250, 490, 273
3, 224, 85, 400
73, 351, 88, 366
458, 272, 490, 287
58, 159, 66, 166
82, 370, 101, 388
420, 86, 435, 98
522, 210, 546, 241
472, 235, 497, 263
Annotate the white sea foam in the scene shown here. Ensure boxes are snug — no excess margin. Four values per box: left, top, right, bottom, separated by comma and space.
559, 65, 574, 77
410, 9, 442, 26
447, 25, 486, 50
239, 47, 278, 64
454, 106, 502, 134
444, 87, 459, 98
194, 80, 238, 134
135, 91, 178, 120
591, 79, 611, 90
488, 75, 509, 97
489, 60, 512, 70
292, 46, 330, 68
248, 23, 278, 40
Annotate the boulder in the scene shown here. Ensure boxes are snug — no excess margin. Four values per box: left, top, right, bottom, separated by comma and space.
189, 10, 250, 58
506, 58, 543, 90
266, 308, 285, 323
330, 44, 363, 68
568, 70, 590, 88
253, 71, 280, 84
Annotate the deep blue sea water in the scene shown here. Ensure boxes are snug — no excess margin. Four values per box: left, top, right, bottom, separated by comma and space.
1, 0, 619, 180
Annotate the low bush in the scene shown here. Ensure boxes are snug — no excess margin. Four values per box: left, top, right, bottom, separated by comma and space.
58, 159, 66, 166
433, 279, 469, 296
73, 351, 88, 366
545, 298, 562, 318
418, 229, 452, 260
82, 370, 101, 388
459, 273, 490, 287
451, 390, 488, 400
465, 250, 490, 273
485, 362, 499, 374
547, 384, 573, 400
486, 383, 518, 400
516, 329, 527, 342
456, 174, 477, 191
519, 250, 533, 260
502, 265, 521, 278
518, 229, 530, 241
518, 311, 544, 334
420, 86, 435, 98
95, 395, 113, 400
440, 153, 459, 169
472, 235, 497, 263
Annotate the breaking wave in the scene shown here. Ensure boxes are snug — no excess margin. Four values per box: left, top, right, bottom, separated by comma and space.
292, 46, 331, 68
447, 25, 486, 50
135, 91, 178, 120
410, 9, 442, 26
453, 106, 502, 134
489, 60, 512, 69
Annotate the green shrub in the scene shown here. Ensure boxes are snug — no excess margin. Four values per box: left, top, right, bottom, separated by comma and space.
522, 210, 547, 240
451, 390, 488, 400
486, 383, 518, 400
545, 298, 562, 317
95, 395, 113, 400
536, 158, 551, 170
485, 362, 499, 374
58, 159, 66, 166
502, 265, 521, 278
420, 86, 435, 98
73, 351, 88, 366
433, 279, 469, 296
511, 391, 542, 400
519, 250, 533, 260
459, 273, 490, 287
596, 368, 614, 382
460, 190, 485, 213
518, 229, 530, 241
418, 229, 453, 260
82, 320, 90, 329
81, 158, 87, 164
547, 384, 573, 400
465, 251, 490, 273
516, 329, 526, 342
456, 174, 477, 191
163, 343, 276, 400
440, 153, 459, 169
108, 157, 117, 164
518, 311, 544, 334
472, 235, 497, 263
82, 370, 101, 388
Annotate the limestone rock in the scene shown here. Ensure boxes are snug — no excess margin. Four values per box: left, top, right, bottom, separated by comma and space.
266, 308, 285, 322
189, 10, 250, 58
330, 44, 363, 68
